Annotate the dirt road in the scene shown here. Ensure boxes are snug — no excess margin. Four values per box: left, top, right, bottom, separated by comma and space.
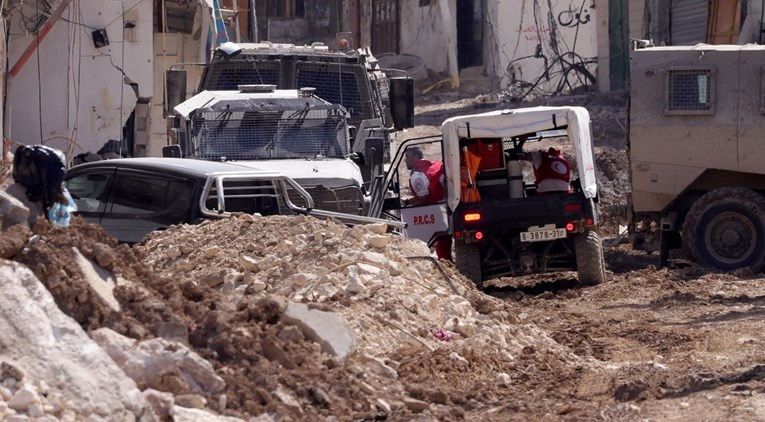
477, 244, 765, 421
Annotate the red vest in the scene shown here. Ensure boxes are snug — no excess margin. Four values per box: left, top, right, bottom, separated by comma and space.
411, 160, 445, 203
533, 152, 571, 184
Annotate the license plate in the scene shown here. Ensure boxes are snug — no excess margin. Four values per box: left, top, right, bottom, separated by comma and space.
520, 227, 567, 242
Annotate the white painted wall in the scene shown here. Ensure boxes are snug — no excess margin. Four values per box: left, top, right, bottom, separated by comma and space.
399, 0, 453, 75
493, 0, 598, 98
398, 0, 597, 97
6, 0, 153, 159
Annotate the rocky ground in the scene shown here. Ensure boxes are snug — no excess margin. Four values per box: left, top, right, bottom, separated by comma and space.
1, 89, 764, 421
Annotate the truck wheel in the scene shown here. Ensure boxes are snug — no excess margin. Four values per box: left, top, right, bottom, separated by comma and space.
574, 230, 606, 285
681, 188, 765, 271
454, 240, 483, 289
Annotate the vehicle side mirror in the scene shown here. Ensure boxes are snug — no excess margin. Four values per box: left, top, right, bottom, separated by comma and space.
165, 69, 187, 117
162, 145, 182, 158
389, 77, 414, 129
348, 125, 357, 145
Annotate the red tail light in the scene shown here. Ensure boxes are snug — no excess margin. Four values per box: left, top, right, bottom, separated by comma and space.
454, 231, 462, 238
565, 222, 576, 232
564, 203, 582, 212
464, 212, 481, 222
586, 218, 594, 225
474, 231, 484, 240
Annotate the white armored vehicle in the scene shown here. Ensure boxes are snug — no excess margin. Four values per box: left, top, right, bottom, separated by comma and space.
171, 84, 373, 215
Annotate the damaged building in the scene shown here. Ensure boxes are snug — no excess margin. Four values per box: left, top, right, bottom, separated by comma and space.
0, 0, 759, 160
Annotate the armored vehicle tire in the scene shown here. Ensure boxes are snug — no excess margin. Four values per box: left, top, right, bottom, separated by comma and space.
574, 230, 606, 285
455, 240, 483, 289
681, 188, 765, 272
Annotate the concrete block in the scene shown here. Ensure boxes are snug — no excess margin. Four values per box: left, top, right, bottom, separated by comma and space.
281, 302, 357, 359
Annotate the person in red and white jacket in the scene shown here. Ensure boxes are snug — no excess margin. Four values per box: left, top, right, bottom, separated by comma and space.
403, 147, 445, 206
403, 146, 452, 261
525, 147, 572, 194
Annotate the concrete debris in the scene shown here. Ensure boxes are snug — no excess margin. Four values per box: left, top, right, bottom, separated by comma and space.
281, 302, 358, 359
0, 263, 156, 420
170, 406, 246, 422
91, 328, 225, 394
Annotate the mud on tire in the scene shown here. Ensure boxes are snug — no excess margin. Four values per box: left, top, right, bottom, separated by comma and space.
454, 239, 483, 289
681, 187, 765, 272
574, 230, 606, 285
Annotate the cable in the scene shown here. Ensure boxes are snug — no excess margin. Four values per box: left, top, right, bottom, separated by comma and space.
103, 0, 147, 30
119, 0, 126, 155
403, 2, 435, 51
36, 0, 43, 144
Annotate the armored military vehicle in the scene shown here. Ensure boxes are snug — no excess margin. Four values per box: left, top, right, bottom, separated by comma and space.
629, 43, 765, 272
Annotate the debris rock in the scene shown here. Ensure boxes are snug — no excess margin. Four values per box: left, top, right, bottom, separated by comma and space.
281, 302, 357, 359
7, 385, 40, 411
91, 328, 225, 394
403, 397, 430, 413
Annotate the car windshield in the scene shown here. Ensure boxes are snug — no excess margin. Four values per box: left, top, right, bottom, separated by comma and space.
189, 107, 350, 161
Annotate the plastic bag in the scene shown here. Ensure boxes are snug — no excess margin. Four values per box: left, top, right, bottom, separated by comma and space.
47, 187, 78, 227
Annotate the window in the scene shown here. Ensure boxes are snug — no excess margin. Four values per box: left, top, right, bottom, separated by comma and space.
296, 66, 365, 119
66, 172, 113, 213
204, 61, 281, 91
665, 68, 715, 115
109, 173, 194, 224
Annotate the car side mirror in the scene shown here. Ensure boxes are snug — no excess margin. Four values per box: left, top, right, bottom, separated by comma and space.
162, 145, 182, 158
389, 77, 415, 129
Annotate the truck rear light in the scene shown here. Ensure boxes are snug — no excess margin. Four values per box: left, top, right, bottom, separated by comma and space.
564, 203, 582, 212
454, 230, 462, 238
474, 231, 484, 240
586, 218, 594, 225
463, 212, 481, 222
565, 222, 576, 232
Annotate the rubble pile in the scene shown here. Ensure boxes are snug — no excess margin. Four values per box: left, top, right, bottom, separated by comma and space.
0, 203, 597, 420
134, 214, 591, 417
139, 214, 574, 360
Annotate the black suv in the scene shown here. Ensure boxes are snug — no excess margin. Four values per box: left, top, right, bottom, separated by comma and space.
65, 158, 306, 243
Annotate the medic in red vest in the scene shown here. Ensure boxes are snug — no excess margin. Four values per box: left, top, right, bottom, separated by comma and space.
403, 146, 451, 261
526, 147, 572, 194
404, 147, 445, 206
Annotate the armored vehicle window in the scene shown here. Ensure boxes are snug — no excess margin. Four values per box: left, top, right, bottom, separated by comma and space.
190, 108, 349, 160
665, 68, 715, 115
204, 62, 281, 91
296, 65, 366, 120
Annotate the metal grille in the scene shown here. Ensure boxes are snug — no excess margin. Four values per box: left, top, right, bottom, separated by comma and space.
190, 109, 350, 161
296, 63, 370, 122
283, 184, 364, 214
666, 68, 714, 114
206, 179, 281, 215
204, 61, 281, 91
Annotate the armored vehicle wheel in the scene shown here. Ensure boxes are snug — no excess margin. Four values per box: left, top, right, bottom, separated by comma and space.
682, 188, 765, 272
574, 230, 606, 285
455, 240, 483, 289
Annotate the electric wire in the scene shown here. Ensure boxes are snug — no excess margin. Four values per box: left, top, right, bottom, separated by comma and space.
35, 0, 42, 144
119, 0, 125, 156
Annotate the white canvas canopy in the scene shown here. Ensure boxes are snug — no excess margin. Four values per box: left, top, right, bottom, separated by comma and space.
440, 106, 597, 212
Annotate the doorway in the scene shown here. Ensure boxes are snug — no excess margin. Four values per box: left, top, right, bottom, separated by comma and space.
372, 0, 399, 54
457, 0, 484, 69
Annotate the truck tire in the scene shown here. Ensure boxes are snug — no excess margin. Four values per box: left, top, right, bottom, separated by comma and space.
681, 188, 765, 271
454, 240, 483, 289
574, 230, 606, 285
